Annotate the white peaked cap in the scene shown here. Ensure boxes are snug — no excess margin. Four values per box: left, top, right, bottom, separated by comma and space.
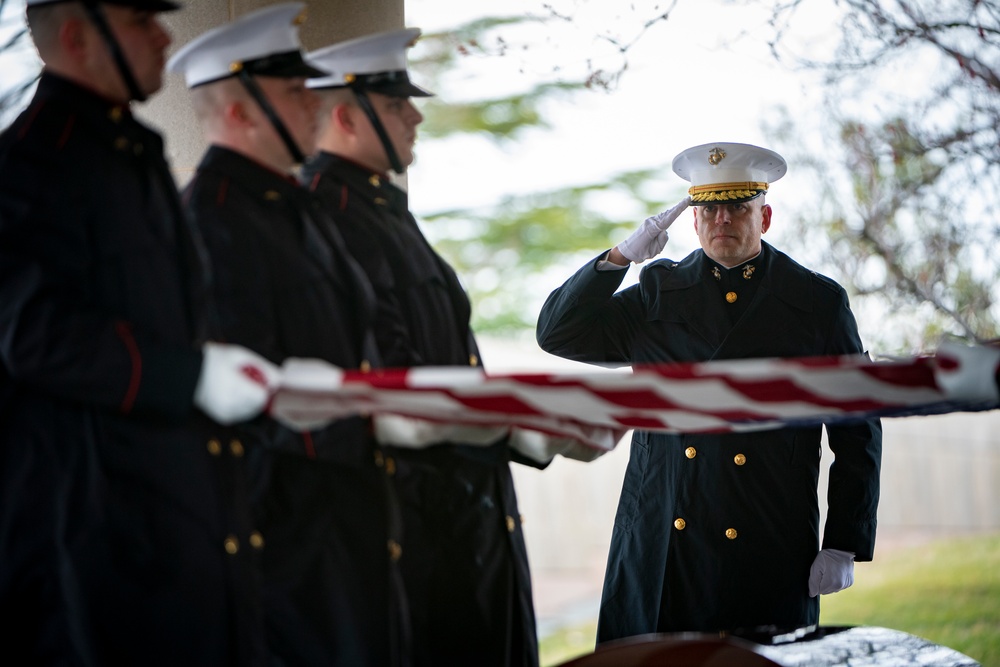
306, 28, 431, 97
672, 142, 787, 204
166, 2, 324, 89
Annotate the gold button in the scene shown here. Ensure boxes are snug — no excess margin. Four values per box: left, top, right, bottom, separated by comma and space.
369, 174, 381, 187
387, 539, 402, 561
114, 137, 129, 150
207, 439, 222, 456
360, 360, 372, 373
264, 190, 281, 201
229, 439, 244, 457
374, 197, 388, 206
505, 515, 516, 533
674, 518, 686, 531
725, 291, 738, 303
685, 447, 697, 459
726, 528, 738, 540
385, 457, 396, 476
469, 354, 479, 367
108, 107, 123, 122
734, 453, 746, 466
249, 531, 265, 550
373, 450, 384, 467
224, 535, 239, 555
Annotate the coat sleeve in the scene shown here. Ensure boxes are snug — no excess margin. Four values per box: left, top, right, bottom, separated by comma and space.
535, 253, 644, 366
0, 126, 201, 420
819, 287, 882, 561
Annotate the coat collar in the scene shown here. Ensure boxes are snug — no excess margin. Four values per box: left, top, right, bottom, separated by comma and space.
198, 145, 302, 199
650, 241, 817, 353
304, 151, 408, 214
657, 241, 813, 313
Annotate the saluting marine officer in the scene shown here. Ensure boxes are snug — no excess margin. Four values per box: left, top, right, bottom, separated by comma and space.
0, 0, 276, 664
537, 142, 882, 642
169, 5, 408, 666
303, 29, 540, 667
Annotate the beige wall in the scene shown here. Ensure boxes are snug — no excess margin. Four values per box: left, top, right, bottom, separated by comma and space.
138, 0, 404, 184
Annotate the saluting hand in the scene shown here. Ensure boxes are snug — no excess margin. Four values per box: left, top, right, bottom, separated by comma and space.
615, 196, 691, 264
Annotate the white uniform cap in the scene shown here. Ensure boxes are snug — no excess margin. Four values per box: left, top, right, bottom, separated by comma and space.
306, 28, 431, 97
166, 2, 325, 89
672, 142, 787, 204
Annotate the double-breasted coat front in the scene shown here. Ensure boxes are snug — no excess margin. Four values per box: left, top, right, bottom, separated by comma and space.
0, 75, 264, 666
536, 242, 882, 640
184, 146, 405, 667
304, 153, 538, 667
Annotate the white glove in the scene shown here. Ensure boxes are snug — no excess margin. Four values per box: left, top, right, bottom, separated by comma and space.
372, 414, 507, 448
808, 548, 855, 597
194, 342, 280, 425
616, 197, 691, 263
933, 341, 1000, 402
508, 425, 625, 464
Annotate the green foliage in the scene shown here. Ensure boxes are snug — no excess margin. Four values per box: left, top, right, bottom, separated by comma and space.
413, 16, 588, 141
418, 82, 580, 141
421, 168, 679, 333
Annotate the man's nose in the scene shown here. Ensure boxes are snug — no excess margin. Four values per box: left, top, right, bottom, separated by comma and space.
406, 101, 424, 126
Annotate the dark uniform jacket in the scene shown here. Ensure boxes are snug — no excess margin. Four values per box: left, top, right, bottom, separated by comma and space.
0, 74, 264, 666
536, 242, 882, 640
183, 146, 404, 667
303, 152, 538, 667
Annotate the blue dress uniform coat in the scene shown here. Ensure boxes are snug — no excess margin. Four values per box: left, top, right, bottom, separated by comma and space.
303, 153, 539, 667
0, 74, 265, 666
536, 242, 882, 640
183, 146, 407, 667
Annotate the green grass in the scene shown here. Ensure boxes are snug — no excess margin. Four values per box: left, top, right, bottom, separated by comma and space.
821, 533, 1000, 666
539, 533, 1000, 667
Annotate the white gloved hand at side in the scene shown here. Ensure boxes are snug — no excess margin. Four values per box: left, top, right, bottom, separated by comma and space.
808, 548, 855, 597
616, 196, 691, 263
194, 342, 280, 425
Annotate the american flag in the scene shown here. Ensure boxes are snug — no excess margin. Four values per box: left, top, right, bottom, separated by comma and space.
268, 342, 1000, 460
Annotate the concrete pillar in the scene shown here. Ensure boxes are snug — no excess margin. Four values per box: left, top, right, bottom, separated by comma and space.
140, 0, 404, 184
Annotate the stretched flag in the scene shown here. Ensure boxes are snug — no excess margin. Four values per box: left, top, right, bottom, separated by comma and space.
268, 342, 1000, 461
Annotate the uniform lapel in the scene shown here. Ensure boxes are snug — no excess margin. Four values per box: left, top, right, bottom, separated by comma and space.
711, 242, 813, 359
658, 253, 730, 351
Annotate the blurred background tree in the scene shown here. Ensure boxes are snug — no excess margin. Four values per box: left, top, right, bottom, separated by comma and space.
407, 0, 1000, 351
3, 0, 996, 352
753, 0, 1000, 351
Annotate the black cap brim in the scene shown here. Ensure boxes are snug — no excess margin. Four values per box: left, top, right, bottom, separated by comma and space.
30, 0, 180, 10
370, 80, 433, 98
102, 0, 181, 11
244, 50, 328, 80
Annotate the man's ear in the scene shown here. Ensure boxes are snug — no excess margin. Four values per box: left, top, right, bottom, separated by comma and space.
224, 99, 253, 128
332, 103, 357, 135
760, 204, 772, 234
58, 17, 88, 60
